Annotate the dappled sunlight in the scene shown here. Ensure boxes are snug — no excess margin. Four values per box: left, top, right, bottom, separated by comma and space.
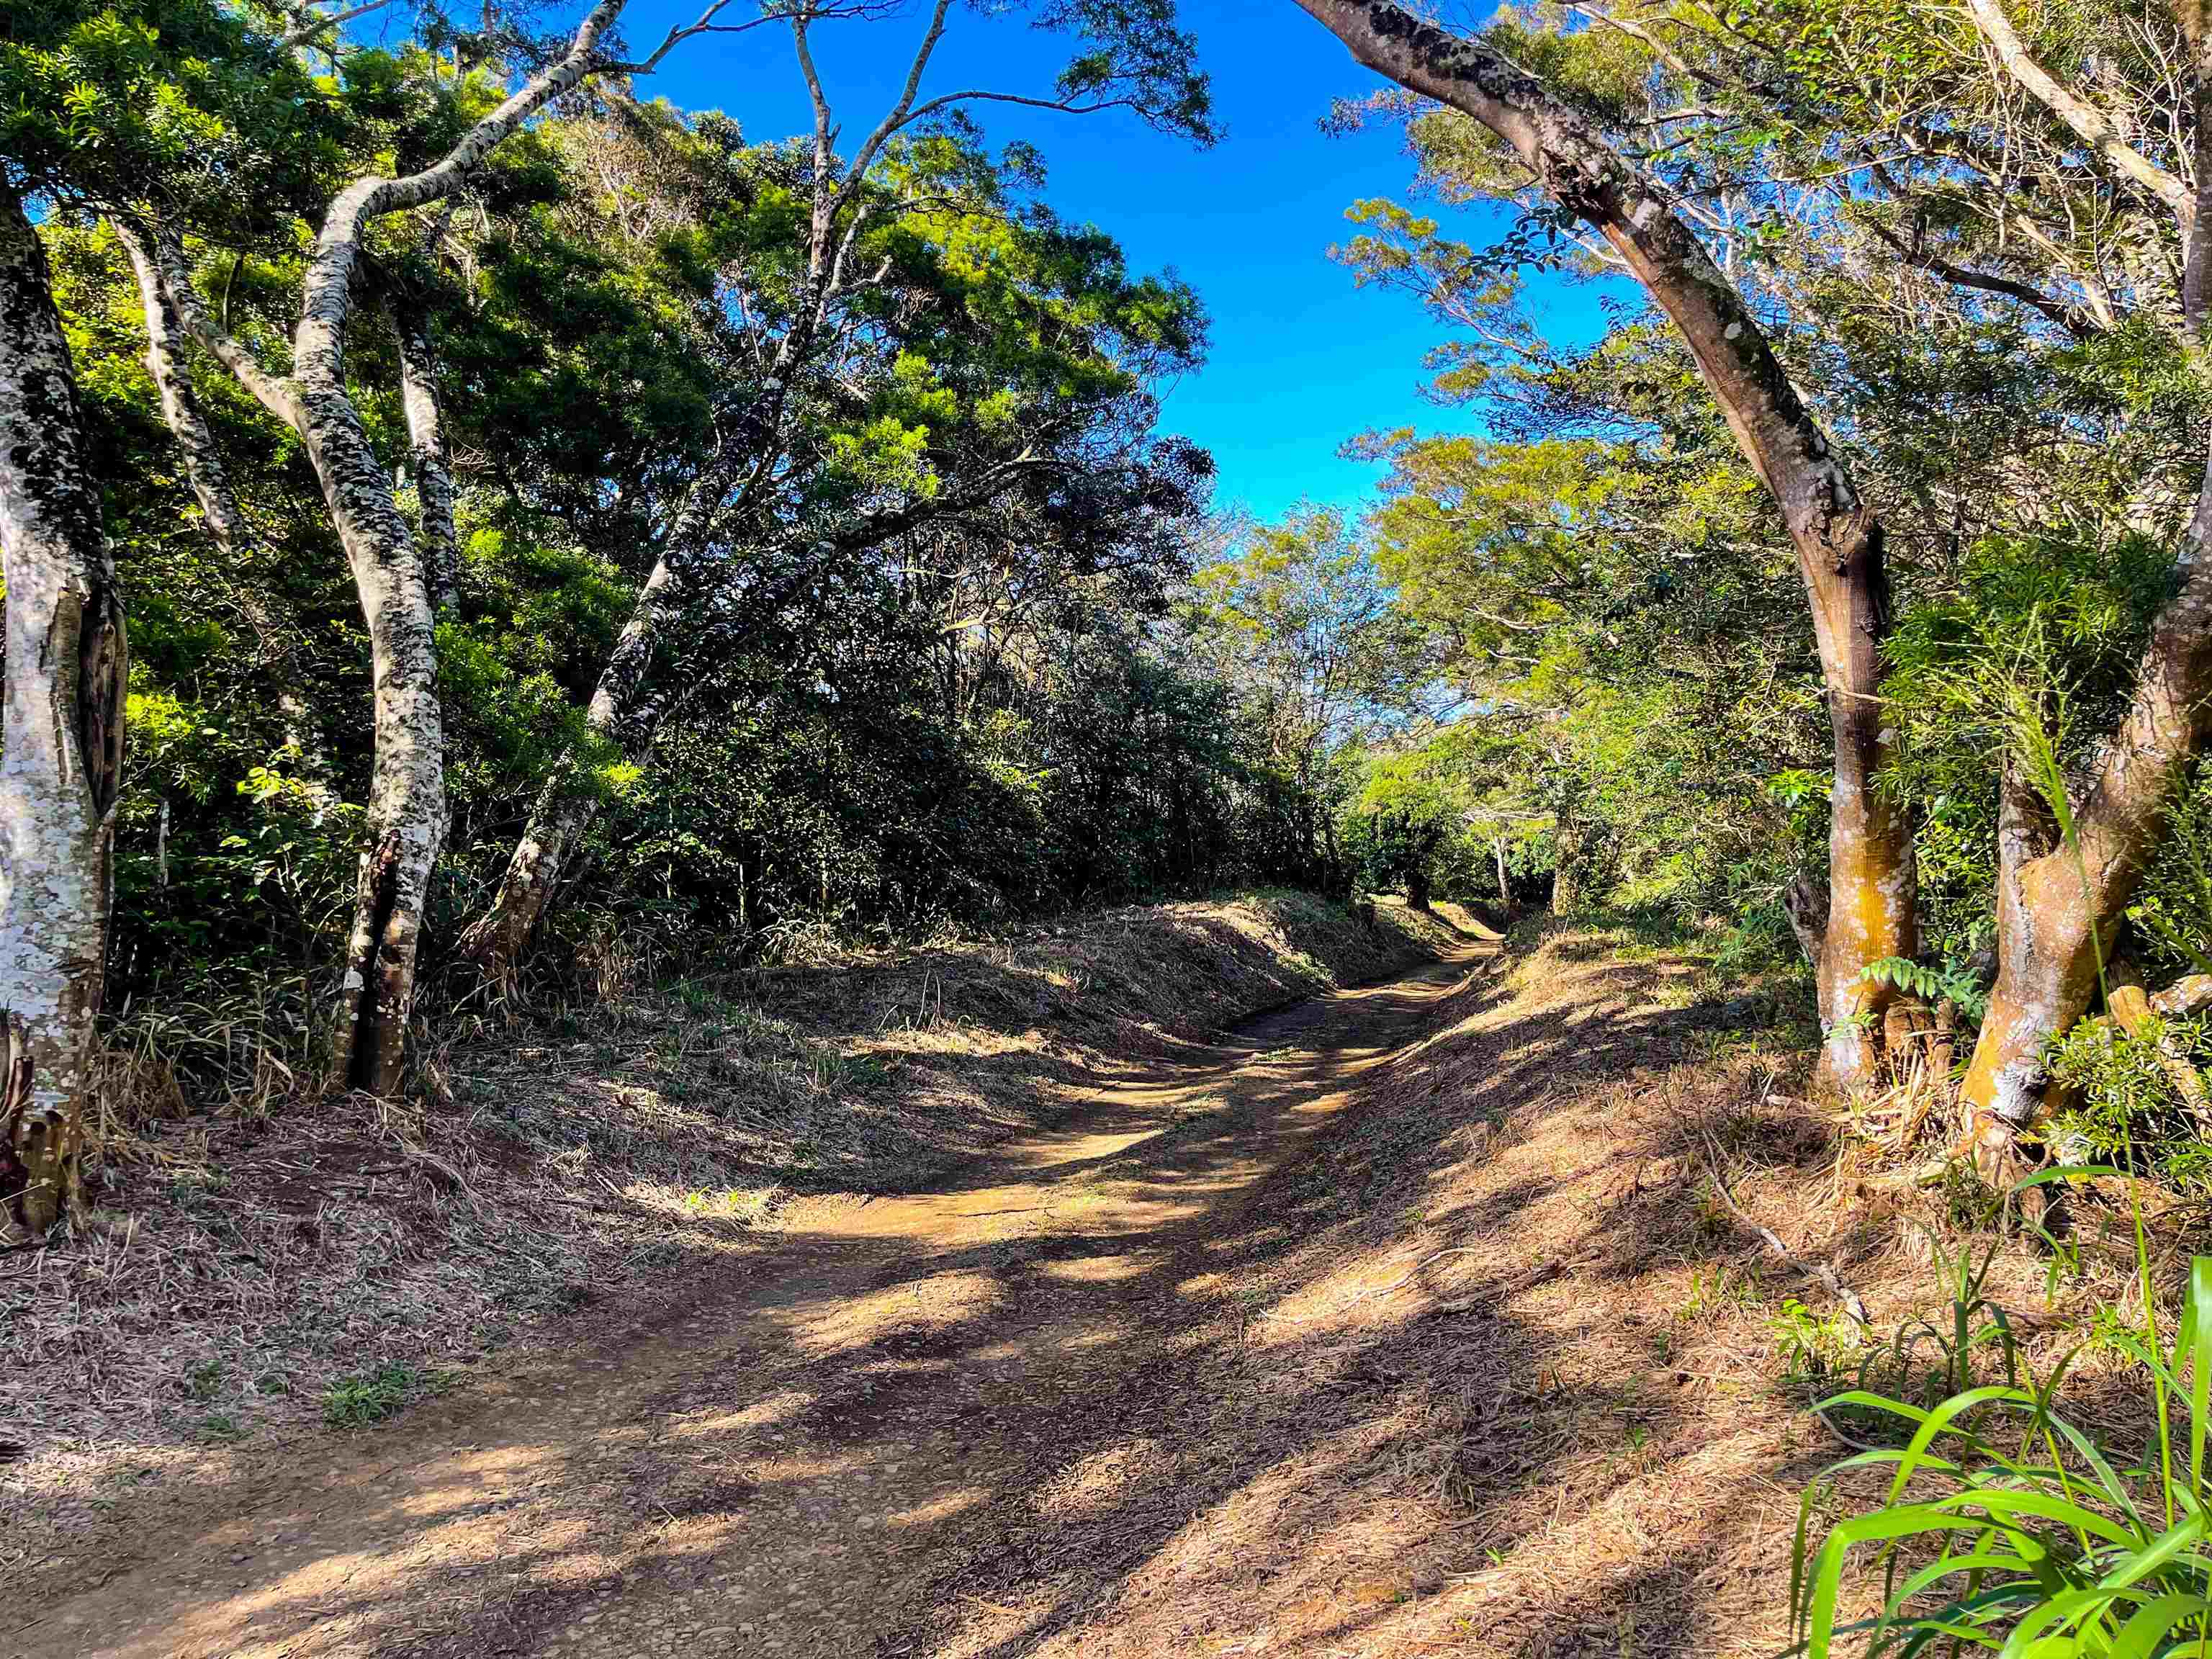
788, 1269, 1006, 1357
22, 926, 1917, 1659
886, 1486, 995, 1531
1034, 1251, 1153, 1285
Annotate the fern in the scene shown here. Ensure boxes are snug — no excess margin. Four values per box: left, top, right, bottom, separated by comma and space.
1856, 956, 1989, 1021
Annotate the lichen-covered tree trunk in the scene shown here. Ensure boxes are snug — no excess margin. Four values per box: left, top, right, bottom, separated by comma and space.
292, 186, 452, 1096
390, 297, 459, 613
0, 190, 127, 1237
1798, 515, 1916, 1087
1292, 0, 1917, 1087
115, 223, 246, 556
137, 0, 627, 1089
306, 391, 447, 1095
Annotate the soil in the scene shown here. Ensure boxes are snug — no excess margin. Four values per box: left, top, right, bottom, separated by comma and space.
9, 921, 2116, 1658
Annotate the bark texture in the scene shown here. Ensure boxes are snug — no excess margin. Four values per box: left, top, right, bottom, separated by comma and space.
1292, 0, 1917, 1084
115, 223, 246, 554
0, 191, 127, 1236
390, 295, 459, 613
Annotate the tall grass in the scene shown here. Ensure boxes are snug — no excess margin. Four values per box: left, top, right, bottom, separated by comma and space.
1789, 691, 2212, 1656
1789, 1221, 2212, 1658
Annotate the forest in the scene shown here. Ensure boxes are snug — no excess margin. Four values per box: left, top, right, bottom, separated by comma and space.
20, 0, 2212, 1653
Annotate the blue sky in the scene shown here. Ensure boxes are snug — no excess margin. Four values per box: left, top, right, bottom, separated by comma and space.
628, 0, 1592, 523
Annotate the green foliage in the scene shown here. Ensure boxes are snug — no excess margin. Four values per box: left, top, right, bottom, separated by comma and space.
1791, 1211, 2212, 1659
32, 7, 1249, 1060
2045, 1015, 2212, 1187
0, 0, 342, 215
2131, 767, 2212, 981
1856, 956, 1990, 1022
322, 1362, 443, 1428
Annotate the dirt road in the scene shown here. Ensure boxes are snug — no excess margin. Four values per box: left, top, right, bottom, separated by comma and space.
24, 942, 1489, 1659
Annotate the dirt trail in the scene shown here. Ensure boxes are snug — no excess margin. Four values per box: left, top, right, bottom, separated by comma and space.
20, 939, 1492, 1659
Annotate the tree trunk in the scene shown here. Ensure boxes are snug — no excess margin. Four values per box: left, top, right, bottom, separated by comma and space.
457, 459, 971, 981
1290, 0, 1917, 1087
1494, 835, 1509, 907
1551, 817, 1581, 917
0, 190, 128, 1237
295, 186, 450, 1096
115, 223, 246, 555
390, 295, 459, 613
1959, 540, 2212, 1151
132, 1, 631, 1091
1955, 8, 2212, 1155
301, 380, 449, 1096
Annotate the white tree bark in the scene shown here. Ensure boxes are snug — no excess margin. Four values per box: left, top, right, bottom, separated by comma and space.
115, 223, 247, 556
390, 296, 460, 614
137, 0, 631, 1092
0, 189, 127, 1236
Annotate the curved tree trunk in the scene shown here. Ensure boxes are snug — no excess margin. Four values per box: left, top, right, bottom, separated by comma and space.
115, 223, 246, 556
1290, 0, 1917, 1087
0, 190, 128, 1237
1959, 513, 2212, 1152
457, 534, 688, 987
302, 382, 449, 1096
135, 0, 628, 1092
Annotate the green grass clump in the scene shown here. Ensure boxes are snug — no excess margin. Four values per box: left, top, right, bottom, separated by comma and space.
323, 1362, 440, 1428
1790, 1171, 2212, 1657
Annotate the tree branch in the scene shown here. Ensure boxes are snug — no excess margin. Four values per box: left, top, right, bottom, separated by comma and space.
283, 0, 397, 48
1964, 0, 2190, 216
130, 222, 303, 429
1862, 219, 2099, 339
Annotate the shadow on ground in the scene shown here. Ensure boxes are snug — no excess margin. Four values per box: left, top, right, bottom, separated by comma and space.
17, 930, 1951, 1659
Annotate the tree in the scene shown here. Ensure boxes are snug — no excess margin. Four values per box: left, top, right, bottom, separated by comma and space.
1182, 508, 1429, 887
0, 0, 335, 1228
1290, 0, 1918, 1089
1910, 0, 2212, 1162
0, 193, 127, 1238
121, 0, 738, 1091
457, 0, 1215, 983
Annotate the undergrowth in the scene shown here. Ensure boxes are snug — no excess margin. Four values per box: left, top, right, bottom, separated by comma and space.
323, 1363, 446, 1428
1792, 1176, 2212, 1656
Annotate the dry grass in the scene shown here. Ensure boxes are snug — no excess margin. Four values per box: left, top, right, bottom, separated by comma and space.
1, 889, 1452, 1571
